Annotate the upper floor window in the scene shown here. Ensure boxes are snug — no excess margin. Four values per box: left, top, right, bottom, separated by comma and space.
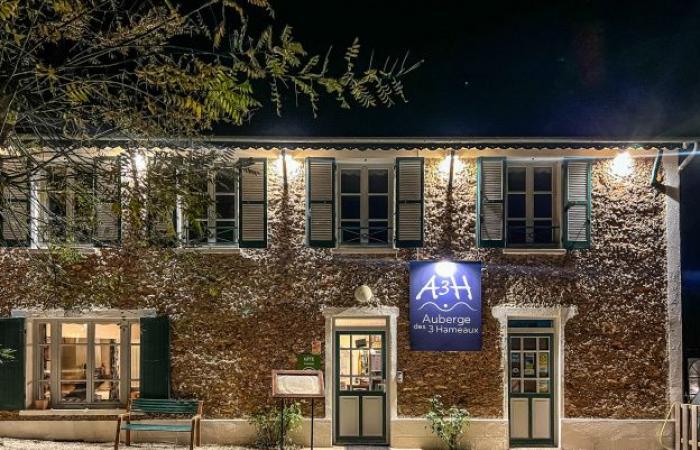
506, 164, 559, 247
478, 157, 591, 249
36, 160, 120, 247
306, 157, 424, 249
339, 165, 393, 246
182, 167, 238, 247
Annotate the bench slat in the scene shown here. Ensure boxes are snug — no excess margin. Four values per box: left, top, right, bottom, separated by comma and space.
121, 423, 192, 432
131, 398, 200, 415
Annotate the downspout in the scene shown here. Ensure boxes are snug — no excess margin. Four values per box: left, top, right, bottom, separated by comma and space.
651, 149, 664, 188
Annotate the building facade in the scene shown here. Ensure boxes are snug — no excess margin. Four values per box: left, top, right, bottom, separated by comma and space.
0, 141, 683, 449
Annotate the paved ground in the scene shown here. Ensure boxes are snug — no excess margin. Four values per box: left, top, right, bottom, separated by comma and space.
0, 439, 251, 449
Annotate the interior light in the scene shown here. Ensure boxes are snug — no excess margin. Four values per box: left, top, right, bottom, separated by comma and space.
435, 260, 457, 278
611, 151, 634, 177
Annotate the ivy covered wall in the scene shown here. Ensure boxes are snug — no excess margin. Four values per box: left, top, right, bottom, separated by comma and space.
0, 153, 668, 419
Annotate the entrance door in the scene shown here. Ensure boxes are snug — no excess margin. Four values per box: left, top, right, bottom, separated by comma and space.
335, 331, 387, 444
508, 334, 554, 447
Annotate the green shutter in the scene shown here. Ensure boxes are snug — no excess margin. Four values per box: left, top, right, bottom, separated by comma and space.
395, 157, 424, 248
562, 159, 592, 249
306, 157, 336, 247
238, 158, 267, 248
140, 316, 170, 399
93, 157, 121, 246
0, 158, 30, 247
0, 318, 25, 410
477, 157, 506, 247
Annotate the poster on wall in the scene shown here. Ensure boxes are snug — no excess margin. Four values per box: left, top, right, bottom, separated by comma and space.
409, 260, 482, 351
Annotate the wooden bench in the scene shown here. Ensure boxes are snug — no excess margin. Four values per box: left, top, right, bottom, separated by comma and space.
115, 398, 203, 450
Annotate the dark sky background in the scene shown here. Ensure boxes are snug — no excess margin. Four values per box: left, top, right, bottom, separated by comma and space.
225, 0, 700, 138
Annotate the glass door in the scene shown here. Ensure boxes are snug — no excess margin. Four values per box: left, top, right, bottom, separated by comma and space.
508, 334, 554, 447
335, 331, 386, 444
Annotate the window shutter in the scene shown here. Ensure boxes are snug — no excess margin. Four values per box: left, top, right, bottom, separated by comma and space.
306, 157, 336, 247
395, 157, 424, 248
0, 159, 30, 247
477, 157, 506, 247
563, 159, 592, 249
238, 158, 267, 248
145, 159, 177, 246
93, 157, 121, 246
0, 318, 25, 410
140, 316, 170, 399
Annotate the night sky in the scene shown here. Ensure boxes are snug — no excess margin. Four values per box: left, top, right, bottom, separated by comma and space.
227, 0, 700, 138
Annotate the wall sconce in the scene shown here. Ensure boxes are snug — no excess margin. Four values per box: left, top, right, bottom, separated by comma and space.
610, 151, 634, 178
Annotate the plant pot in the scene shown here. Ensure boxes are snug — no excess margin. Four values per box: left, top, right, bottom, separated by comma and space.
33, 399, 49, 410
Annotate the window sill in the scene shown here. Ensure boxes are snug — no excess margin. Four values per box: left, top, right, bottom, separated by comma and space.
331, 247, 398, 257
174, 246, 241, 255
502, 248, 567, 256
19, 408, 126, 417
28, 246, 100, 256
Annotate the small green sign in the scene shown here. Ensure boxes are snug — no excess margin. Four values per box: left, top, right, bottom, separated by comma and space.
296, 353, 321, 370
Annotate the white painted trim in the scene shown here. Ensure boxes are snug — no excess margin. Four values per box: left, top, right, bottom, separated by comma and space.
331, 247, 398, 256
322, 306, 399, 446
11, 309, 156, 319
663, 151, 683, 404
492, 305, 578, 449
502, 248, 567, 256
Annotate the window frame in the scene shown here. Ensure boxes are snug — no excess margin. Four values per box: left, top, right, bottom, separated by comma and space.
179, 166, 239, 248
335, 163, 394, 248
33, 319, 140, 408
505, 161, 562, 248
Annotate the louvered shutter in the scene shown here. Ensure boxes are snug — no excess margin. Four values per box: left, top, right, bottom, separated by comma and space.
140, 316, 170, 399
238, 158, 267, 248
306, 158, 336, 247
477, 157, 506, 247
0, 159, 30, 246
93, 157, 121, 245
146, 159, 177, 246
0, 318, 25, 410
563, 159, 591, 249
395, 157, 424, 247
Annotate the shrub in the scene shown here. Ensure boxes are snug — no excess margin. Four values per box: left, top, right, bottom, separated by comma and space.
249, 402, 303, 449
425, 395, 470, 450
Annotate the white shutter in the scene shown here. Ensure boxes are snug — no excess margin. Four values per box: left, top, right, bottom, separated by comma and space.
564, 160, 591, 248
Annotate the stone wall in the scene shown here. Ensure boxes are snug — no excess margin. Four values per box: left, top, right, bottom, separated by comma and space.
0, 154, 668, 419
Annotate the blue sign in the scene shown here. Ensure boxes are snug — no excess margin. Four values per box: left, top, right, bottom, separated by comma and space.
409, 261, 482, 351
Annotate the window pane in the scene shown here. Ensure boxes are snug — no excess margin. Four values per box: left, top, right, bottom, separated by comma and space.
368, 222, 389, 245
511, 337, 521, 350
94, 381, 119, 402
60, 345, 87, 380
94, 344, 120, 381
368, 196, 388, 219
61, 382, 86, 403
507, 194, 526, 218
131, 345, 140, 382
538, 352, 550, 377
215, 221, 236, 244
524, 338, 537, 350
534, 167, 552, 191
131, 323, 140, 344
368, 169, 389, 194
510, 352, 521, 377
341, 196, 361, 219
507, 220, 527, 244
534, 194, 552, 218
341, 170, 361, 193
39, 323, 51, 344
507, 167, 526, 191
341, 221, 361, 243
216, 195, 236, 219
40, 345, 51, 381
95, 323, 120, 344
533, 220, 553, 244
215, 169, 236, 193
186, 220, 208, 244
61, 323, 87, 343
38, 382, 51, 401
510, 379, 521, 393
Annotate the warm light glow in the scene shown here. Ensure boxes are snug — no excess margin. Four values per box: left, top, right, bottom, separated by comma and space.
274, 153, 300, 179
133, 153, 148, 174
610, 151, 634, 177
435, 260, 457, 278
438, 153, 464, 177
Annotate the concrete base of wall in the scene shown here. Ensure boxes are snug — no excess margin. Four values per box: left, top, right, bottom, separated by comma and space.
0, 417, 672, 449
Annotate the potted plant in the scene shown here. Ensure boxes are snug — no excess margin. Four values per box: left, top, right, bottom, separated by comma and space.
425, 395, 471, 450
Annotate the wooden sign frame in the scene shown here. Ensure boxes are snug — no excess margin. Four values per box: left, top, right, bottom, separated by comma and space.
271, 370, 325, 398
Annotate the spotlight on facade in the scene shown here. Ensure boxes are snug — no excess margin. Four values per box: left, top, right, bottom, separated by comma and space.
438, 153, 463, 178
435, 260, 457, 278
275, 153, 301, 179
611, 151, 634, 177
133, 153, 148, 174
